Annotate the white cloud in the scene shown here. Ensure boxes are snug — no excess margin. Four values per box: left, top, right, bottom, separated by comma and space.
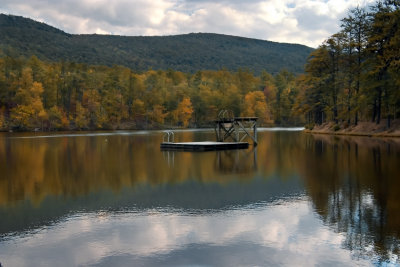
0, 0, 377, 47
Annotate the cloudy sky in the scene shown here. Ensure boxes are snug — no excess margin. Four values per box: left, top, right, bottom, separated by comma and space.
0, 0, 375, 47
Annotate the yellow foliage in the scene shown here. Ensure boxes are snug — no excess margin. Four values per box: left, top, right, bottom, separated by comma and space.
0, 57, 309, 129
30, 81, 44, 95
61, 114, 70, 129
11, 81, 47, 129
148, 104, 167, 125
10, 105, 35, 127
38, 109, 48, 121
175, 97, 194, 127
48, 106, 64, 129
132, 99, 145, 120
242, 91, 271, 124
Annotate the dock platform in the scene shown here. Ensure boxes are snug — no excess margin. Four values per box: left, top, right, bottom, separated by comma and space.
160, 141, 249, 151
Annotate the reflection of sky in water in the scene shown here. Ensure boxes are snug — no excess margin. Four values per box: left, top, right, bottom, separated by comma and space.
0, 198, 373, 267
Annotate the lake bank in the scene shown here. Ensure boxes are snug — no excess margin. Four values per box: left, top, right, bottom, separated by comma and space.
304, 120, 400, 138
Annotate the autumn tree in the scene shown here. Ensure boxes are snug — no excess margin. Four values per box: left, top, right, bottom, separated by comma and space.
242, 91, 270, 124
174, 97, 194, 127
48, 105, 68, 130
10, 69, 47, 129
148, 104, 167, 126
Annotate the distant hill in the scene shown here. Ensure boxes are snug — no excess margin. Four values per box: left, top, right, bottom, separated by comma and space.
0, 14, 314, 74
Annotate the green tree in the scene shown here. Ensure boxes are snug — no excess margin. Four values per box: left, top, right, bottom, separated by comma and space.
365, 0, 400, 126
273, 70, 295, 124
303, 47, 330, 124
341, 6, 368, 124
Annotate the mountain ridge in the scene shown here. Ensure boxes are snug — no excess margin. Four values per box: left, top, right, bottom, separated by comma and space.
0, 13, 314, 74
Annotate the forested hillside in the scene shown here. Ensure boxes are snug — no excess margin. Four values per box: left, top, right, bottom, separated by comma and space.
0, 14, 313, 74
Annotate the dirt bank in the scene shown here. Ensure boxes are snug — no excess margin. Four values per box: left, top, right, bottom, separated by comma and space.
304, 120, 400, 138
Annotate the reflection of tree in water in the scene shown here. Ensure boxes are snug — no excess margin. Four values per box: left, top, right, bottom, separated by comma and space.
0, 131, 259, 206
301, 135, 400, 264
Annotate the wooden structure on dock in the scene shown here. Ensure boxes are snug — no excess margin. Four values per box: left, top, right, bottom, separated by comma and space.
160, 110, 258, 151
214, 110, 258, 146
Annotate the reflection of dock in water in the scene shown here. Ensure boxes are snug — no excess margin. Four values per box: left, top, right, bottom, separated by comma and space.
161, 111, 258, 151
215, 147, 257, 174
162, 147, 258, 174
163, 150, 175, 168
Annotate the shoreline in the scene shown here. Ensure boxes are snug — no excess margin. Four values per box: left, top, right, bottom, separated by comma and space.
304, 121, 400, 138
303, 129, 400, 138
2, 121, 400, 138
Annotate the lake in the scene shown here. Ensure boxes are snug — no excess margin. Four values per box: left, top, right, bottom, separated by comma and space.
0, 129, 399, 266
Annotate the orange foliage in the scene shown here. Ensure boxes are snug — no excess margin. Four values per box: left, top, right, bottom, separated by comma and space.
242, 91, 271, 124
175, 97, 194, 127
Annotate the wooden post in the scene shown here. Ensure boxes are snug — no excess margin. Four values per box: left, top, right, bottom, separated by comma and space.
253, 121, 257, 146
215, 122, 220, 142
234, 122, 239, 142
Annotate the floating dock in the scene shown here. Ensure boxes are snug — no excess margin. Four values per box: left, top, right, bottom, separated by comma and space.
160, 141, 249, 151
160, 110, 257, 151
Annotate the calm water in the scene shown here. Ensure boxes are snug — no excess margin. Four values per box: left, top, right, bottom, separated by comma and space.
0, 129, 399, 266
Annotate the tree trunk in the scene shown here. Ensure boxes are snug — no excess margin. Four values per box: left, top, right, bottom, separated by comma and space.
376, 88, 381, 125
347, 101, 351, 124
355, 112, 358, 125
372, 98, 377, 123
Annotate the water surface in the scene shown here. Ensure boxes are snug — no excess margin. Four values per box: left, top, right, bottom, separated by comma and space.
0, 130, 399, 266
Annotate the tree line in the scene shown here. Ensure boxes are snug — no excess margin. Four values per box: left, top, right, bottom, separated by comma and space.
0, 55, 303, 131
299, 0, 400, 129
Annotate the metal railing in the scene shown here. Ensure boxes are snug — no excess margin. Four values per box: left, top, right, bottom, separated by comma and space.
163, 130, 175, 143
